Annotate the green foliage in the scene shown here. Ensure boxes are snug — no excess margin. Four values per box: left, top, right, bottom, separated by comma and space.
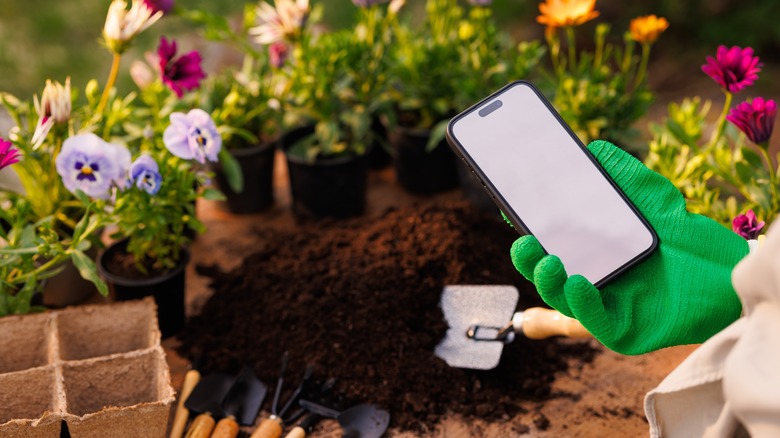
0, 200, 107, 316
546, 24, 655, 147
645, 97, 778, 226
388, 0, 545, 149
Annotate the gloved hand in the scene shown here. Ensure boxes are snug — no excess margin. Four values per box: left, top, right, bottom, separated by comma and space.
510, 140, 748, 355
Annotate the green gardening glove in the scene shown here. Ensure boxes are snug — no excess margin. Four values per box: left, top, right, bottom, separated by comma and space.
510, 140, 748, 355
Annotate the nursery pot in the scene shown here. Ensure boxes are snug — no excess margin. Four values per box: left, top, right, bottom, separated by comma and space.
214, 139, 277, 214
456, 160, 499, 216
97, 240, 189, 338
41, 245, 99, 308
282, 127, 368, 219
388, 125, 459, 194
366, 117, 392, 170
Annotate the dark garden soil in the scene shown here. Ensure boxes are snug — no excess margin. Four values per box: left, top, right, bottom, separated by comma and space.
177, 201, 597, 432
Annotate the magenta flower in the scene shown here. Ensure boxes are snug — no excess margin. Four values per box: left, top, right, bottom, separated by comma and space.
0, 138, 21, 171
733, 210, 765, 240
157, 37, 206, 98
701, 46, 762, 94
143, 0, 173, 14
727, 97, 777, 147
269, 42, 289, 68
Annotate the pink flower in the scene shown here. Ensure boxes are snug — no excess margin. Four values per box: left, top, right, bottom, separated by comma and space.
269, 42, 289, 68
733, 210, 765, 240
701, 46, 762, 94
143, 0, 173, 14
727, 97, 777, 147
157, 36, 206, 98
0, 138, 21, 171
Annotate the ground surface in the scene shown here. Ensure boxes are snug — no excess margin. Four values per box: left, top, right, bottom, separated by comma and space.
161, 155, 698, 437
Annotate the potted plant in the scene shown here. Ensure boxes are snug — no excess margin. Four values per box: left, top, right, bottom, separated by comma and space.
538, 0, 668, 149
186, 7, 285, 213
1, 153, 107, 316
385, 0, 542, 195
251, 0, 376, 219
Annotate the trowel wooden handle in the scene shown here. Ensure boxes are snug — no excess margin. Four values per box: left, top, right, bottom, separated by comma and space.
210, 417, 240, 438
170, 369, 201, 438
517, 307, 592, 339
249, 417, 283, 438
284, 426, 307, 438
185, 413, 216, 438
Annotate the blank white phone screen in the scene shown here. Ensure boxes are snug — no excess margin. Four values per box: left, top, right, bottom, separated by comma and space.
451, 82, 655, 285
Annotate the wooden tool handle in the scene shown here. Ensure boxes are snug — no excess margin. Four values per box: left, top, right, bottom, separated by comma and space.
517, 307, 592, 339
170, 369, 202, 438
249, 418, 283, 438
211, 417, 240, 438
283, 426, 307, 438
185, 413, 216, 438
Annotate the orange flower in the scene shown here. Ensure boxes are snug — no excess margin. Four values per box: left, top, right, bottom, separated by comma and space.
537, 0, 599, 28
629, 15, 669, 44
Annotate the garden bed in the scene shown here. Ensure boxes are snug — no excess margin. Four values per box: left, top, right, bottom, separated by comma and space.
178, 202, 597, 433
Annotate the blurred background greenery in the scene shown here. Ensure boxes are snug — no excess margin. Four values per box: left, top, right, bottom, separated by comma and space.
0, 0, 777, 100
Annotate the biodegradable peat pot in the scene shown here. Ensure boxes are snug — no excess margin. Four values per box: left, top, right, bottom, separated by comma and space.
97, 240, 189, 338
456, 159, 500, 215
388, 125, 459, 194
0, 299, 174, 438
214, 139, 277, 214
282, 127, 368, 219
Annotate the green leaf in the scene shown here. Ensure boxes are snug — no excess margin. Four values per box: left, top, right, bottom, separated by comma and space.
426, 120, 449, 153
218, 148, 244, 193
70, 250, 109, 296
201, 188, 227, 201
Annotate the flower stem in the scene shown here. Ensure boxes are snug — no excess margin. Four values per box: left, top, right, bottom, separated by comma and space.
97, 53, 122, 115
565, 26, 576, 69
708, 91, 732, 149
758, 146, 779, 212
633, 43, 651, 90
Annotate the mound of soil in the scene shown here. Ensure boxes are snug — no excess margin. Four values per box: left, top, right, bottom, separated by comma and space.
178, 202, 596, 432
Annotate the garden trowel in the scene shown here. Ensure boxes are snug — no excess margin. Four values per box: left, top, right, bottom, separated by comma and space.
435, 285, 592, 370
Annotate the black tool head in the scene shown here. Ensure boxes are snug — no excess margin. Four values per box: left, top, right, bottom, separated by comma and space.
338, 405, 390, 438
222, 366, 268, 426
184, 372, 234, 417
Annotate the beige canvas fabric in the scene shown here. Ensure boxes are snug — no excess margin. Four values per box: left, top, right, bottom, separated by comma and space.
645, 226, 780, 438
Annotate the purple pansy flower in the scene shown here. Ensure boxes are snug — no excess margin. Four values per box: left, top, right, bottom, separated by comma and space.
129, 155, 163, 195
701, 46, 762, 94
163, 108, 222, 164
143, 0, 173, 14
55, 133, 131, 199
157, 36, 206, 98
733, 210, 765, 240
0, 138, 21, 171
726, 97, 777, 147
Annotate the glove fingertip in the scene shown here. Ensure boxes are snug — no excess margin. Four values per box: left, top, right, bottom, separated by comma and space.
510, 235, 544, 280
564, 274, 616, 346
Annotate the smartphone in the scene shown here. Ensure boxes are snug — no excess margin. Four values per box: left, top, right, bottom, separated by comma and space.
446, 81, 657, 287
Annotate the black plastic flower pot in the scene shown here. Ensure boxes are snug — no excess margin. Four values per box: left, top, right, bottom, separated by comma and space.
97, 240, 189, 339
282, 127, 368, 219
456, 159, 500, 216
366, 117, 392, 170
388, 126, 459, 194
213, 139, 277, 214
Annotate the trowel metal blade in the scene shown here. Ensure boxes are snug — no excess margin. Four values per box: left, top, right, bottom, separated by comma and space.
434, 285, 519, 370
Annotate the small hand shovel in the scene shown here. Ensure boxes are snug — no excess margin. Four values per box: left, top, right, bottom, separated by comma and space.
298, 400, 390, 438
434, 285, 592, 370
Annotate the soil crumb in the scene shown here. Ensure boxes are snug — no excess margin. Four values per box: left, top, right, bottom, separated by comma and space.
178, 202, 596, 431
